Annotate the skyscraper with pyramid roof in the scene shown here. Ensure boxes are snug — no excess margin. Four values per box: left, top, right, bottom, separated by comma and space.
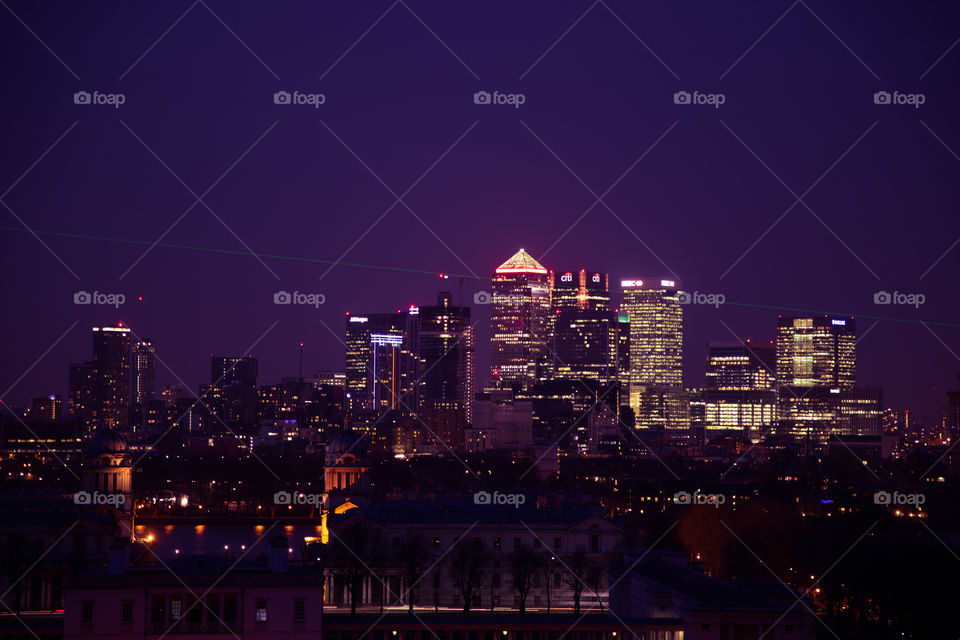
488, 249, 551, 389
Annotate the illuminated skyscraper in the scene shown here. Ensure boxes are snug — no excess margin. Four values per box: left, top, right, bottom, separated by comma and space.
706, 341, 776, 391
620, 279, 683, 399
553, 310, 627, 385
344, 311, 419, 418
489, 249, 551, 390
68, 361, 96, 434
775, 316, 856, 438
131, 339, 156, 410
91, 325, 131, 430
550, 269, 610, 313
417, 292, 475, 421
703, 340, 777, 441
776, 316, 855, 388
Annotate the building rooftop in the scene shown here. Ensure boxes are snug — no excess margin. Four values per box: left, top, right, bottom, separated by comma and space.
628, 556, 804, 613
495, 249, 548, 275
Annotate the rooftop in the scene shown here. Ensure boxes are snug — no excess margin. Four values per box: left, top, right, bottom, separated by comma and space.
495, 249, 548, 275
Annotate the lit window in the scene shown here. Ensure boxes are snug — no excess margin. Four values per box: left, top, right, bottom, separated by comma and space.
255, 600, 267, 622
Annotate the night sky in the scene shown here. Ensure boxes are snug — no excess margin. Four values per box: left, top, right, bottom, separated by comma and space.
2, 1, 959, 419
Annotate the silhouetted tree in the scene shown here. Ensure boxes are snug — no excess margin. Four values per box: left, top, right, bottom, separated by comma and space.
509, 544, 545, 614
395, 534, 432, 615
449, 538, 488, 613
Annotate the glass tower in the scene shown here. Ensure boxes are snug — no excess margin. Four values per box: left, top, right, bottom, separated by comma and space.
489, 249, 551, 390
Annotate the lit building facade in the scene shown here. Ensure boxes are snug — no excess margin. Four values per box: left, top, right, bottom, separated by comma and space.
776, 316, 856, 438
92, 326, 131, 430
69, 361, 96, 434
620, 279, 683, 412
416, 292, 475, 421
550, 269, 610, 313
344, 312, 419, 419
703, 341, 777, 442
838, 387, 884, 437
489, 249, 551, 390
776, 316, 855, 388
705, 340, 776, 391
130, 340, 156, 410
553, 310, 628, 386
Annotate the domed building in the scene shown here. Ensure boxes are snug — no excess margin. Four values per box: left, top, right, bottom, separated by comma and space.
323, 430, 370, 512
80, 429, 133, 536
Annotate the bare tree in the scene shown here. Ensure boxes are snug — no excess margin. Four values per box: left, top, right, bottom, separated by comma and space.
327, 522, 381, 615
395, 534, 432, 615
449, 537, 488, 614
563, 549, 595, 616
509, 544, 545, 614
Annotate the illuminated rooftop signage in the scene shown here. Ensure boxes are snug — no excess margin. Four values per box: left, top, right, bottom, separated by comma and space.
349, 317, 369, 323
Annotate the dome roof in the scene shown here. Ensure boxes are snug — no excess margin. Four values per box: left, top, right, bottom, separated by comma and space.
325, 430, 362, 456
86, 429, 128, 455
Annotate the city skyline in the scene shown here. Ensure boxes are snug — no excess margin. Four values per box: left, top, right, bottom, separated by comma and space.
2, 4, 960, 637
2, 2, 959, 425
5, 250, 954, 425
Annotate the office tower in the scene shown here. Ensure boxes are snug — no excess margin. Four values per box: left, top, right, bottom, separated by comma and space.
620, 279, 683, 388
620, 280, 683, 423
344, 311, 419, 418
553, 311, 626, 385
207, 355, 259, 429
91, 325, 131, 430
838, 387, 884, 437
776, 316, 856, 438
417, 291, 475, 427
313, 370, 347, 390
551, 270, 610, 313
776, 316, 855, 388
68, 361, 96, 433
131, 340, 157, 410
489, 249, 551, 390
30, 396, 62, 420
705, 341, 776, 391
703, 341, 777, 442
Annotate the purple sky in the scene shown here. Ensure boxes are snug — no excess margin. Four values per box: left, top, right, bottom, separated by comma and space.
2, 1, 959, 420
